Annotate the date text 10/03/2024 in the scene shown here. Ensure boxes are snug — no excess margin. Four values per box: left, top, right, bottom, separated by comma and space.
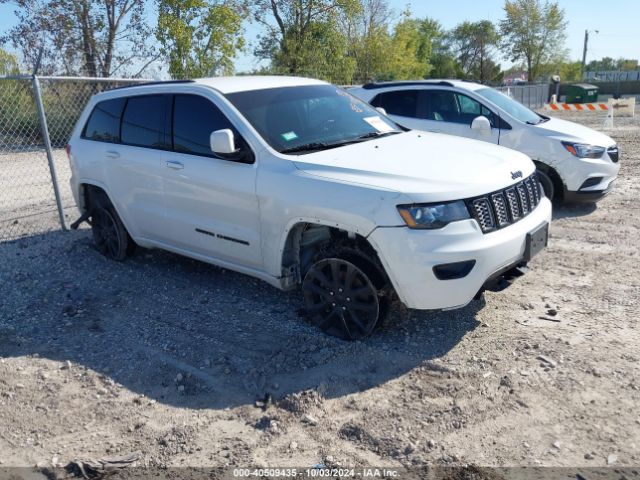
232, 468, 399, 478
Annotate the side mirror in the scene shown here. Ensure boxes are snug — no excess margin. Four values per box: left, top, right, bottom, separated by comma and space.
210, 129, 236, 155
471, 116, 492, 136
375, 107, 388, 116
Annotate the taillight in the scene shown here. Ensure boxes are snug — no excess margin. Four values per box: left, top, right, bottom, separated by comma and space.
65, 144, 71, 159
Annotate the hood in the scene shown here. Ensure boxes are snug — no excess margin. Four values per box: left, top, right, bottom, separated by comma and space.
533, 117, 615, 147
292, 130, 535, 203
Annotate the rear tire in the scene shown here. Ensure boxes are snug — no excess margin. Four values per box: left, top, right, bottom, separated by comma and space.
89, 193, 130, 261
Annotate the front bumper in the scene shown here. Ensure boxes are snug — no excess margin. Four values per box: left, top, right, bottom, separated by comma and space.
564, 179, 615, 203
555, 150, 620, 195
368, 198, 552, 310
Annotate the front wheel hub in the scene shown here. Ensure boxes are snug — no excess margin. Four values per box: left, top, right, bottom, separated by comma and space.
302, 258, 380, 340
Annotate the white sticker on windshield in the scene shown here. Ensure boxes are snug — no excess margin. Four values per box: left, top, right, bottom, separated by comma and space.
363, 116, 394, 133
281, 131, 298, 141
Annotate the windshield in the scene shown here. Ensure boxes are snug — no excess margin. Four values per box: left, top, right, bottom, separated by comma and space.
225, 85, 401, 154
476, 87, 543, 124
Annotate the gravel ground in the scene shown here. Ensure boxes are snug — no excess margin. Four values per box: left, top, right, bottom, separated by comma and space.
0, 110, 638, 473
0, 148, 74, 241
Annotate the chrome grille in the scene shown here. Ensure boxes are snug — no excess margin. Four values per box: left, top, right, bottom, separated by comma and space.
471, 198, 495, 232
467, 173, 543, 234
525, 176, 538, 205
505, 188, 520, 221
491, 193, 509, 227
516, 183, 530, 215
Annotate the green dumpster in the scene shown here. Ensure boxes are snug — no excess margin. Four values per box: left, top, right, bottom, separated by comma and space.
565, 83, 599, 103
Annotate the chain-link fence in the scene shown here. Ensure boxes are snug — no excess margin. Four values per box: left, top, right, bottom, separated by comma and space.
495, 83, 550, 109
0, 76, 148, 242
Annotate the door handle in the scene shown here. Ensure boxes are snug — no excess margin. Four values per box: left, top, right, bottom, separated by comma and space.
105, 150, 120, 159
165, 160, 184, 170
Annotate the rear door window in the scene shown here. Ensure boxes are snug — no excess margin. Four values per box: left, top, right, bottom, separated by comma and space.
426, 90, 460, 122
82, 98, 126, 142
121, 95, 167, 148
371, 90, 420, 118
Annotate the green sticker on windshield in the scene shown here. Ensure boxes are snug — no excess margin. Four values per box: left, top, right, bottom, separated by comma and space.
281, 131, 298, 141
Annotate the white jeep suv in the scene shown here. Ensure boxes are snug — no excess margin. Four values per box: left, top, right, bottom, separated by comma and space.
67, 76, 551, 339
350, 80, 620, 203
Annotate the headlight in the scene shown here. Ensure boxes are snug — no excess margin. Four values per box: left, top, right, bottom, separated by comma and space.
397, 201, 470, 229
562, 141, 605, 159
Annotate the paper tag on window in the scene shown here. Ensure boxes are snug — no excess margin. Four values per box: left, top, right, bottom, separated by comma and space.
281, 131, 298, 141
363, 116, 394, 133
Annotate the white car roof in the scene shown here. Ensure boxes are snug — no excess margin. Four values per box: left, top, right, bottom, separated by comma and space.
93, 75, 329, 101
194, 75, 327, 94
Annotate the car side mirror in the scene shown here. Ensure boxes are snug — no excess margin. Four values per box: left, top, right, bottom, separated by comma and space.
471, 116, 492, 135
375, 107, 387, 116
210, 129, 236, 155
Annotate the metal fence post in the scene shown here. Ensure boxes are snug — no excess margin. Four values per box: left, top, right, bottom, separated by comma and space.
31, 75, 68, 231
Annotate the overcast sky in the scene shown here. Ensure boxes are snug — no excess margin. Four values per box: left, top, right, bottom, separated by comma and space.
0, 0, 638, 74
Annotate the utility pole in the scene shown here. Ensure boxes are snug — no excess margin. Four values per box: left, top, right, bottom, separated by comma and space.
581, 29, 598, 80
581, 29, 589, 80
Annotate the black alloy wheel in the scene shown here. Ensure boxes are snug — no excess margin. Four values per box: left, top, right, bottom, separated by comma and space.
302, 258, 380, 340
91, 206, 128, 261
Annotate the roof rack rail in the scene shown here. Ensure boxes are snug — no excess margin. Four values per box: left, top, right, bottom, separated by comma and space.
361, 80, 455, 90
108, 79, 195, 91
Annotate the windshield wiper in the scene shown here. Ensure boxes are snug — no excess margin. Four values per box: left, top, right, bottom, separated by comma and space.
280, 130, 402, 154
526, 115, 550, 125
355, 130, 402, 140
280, 142, 331, 154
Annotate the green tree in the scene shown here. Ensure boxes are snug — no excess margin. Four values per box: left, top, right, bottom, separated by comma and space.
617, 59, 639, 71
0, 48, 19, 75
499, 0, 567, 82
587, 57, 639, 71
418, 18, 458, 79
0, 0, 156, 77
344, 2, 440, 83
559, 60, 582, 81
586, 56, 615, 71
537, 58, 581, 81
252, 0, 359, 83
451, 20, 500, 82
156, 0, 244, 79
342, 0, 393, 83
382, 13, 430, 80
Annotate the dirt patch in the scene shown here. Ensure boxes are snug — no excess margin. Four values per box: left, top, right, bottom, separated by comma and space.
0, 110, 638, 470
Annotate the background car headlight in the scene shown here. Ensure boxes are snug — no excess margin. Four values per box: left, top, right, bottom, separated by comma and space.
562, 141, 605, 159
397, 201, 470, 229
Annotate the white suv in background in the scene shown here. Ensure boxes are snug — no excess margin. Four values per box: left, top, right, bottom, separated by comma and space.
351, 80, 620, 203
67, 76, 551, 339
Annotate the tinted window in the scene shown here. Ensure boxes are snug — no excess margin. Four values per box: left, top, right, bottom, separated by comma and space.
172, 95, 237, 156
426, 91, 496, 126
476, 87, 540, 125
372, 90, 419, 118
458, 94, 482, 115
427, 91, 459, 122
83, 98, 125, 142
226, 86, 400, 155
121, 95, 166, 148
